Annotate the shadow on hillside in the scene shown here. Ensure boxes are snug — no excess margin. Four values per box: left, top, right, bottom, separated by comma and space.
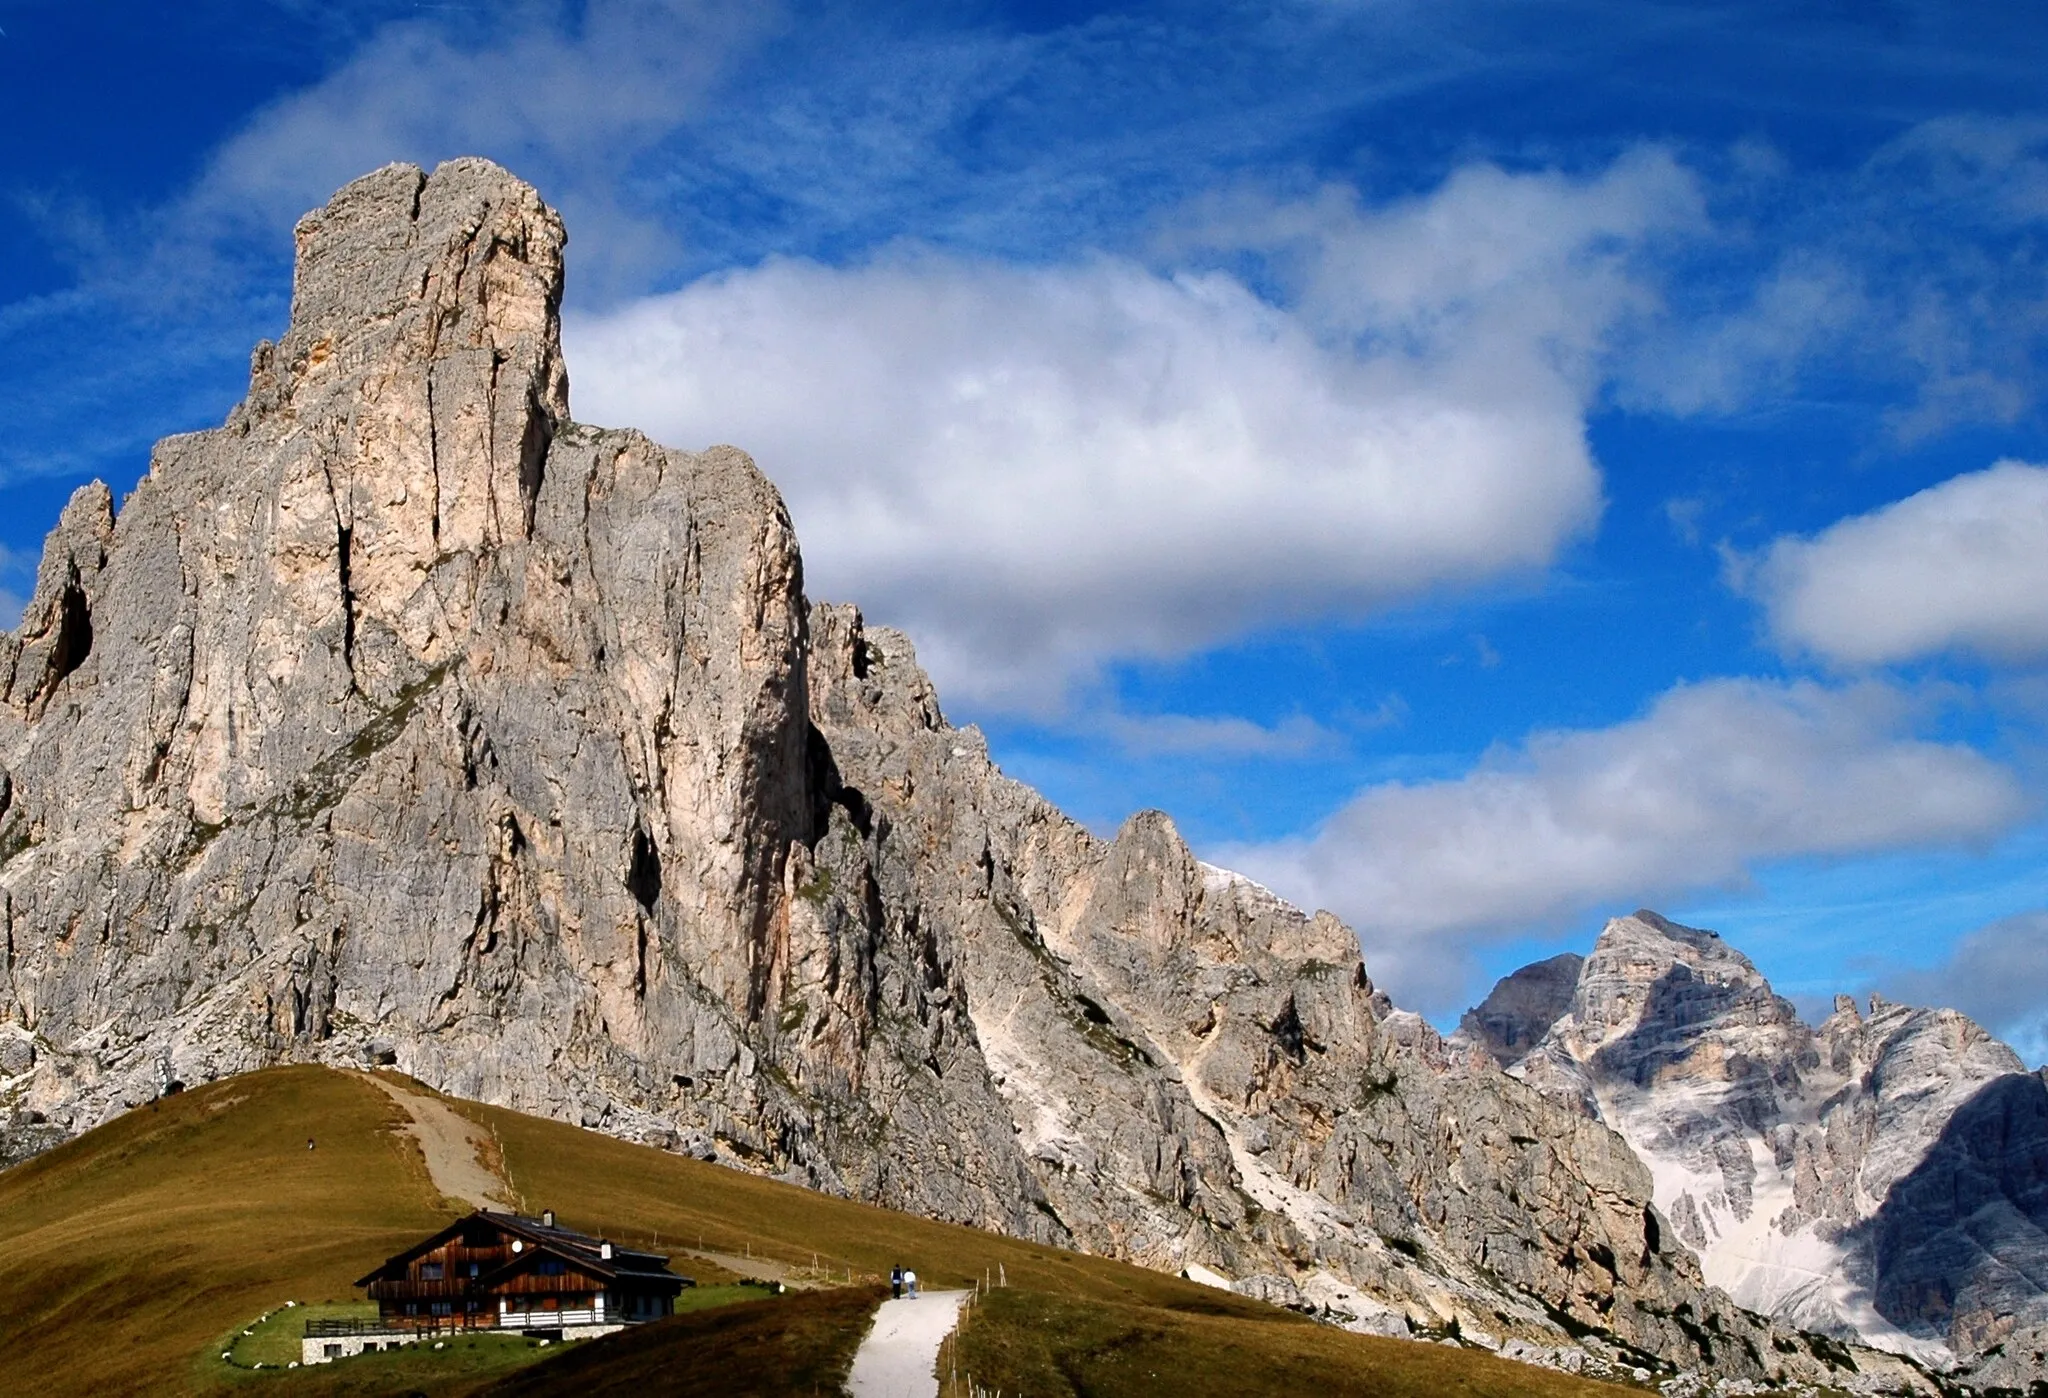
472, 1285, 886, 1398
1588, 962, 1805, 1127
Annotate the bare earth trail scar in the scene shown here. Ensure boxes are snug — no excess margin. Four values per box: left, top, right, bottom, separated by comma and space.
358, 1072, 517, 1211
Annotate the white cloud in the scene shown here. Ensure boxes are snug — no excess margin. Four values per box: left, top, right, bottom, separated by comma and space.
1184, 148, 1703, 365
1219, 677, 2028, 1012
1889, 911, 2048, 1068
1750, 460, 2048, 667
568, 153, 1699, 709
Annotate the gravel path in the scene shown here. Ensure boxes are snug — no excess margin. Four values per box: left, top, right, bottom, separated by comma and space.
845, 1291, 969, 1398
669, 1245, 836, 1289
360, 1073, 516, 1210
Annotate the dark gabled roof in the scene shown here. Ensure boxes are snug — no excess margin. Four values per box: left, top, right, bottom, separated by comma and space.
356, 1213, 492, 1287
355, 1209, 683, 1290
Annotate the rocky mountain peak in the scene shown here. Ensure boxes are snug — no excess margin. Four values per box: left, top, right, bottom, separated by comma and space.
1474, 912, 2048, 1380
1563, 910, 1810, 1075
256, 158, 567, 429
2, 481, 114, 722
230, 160, 572, 696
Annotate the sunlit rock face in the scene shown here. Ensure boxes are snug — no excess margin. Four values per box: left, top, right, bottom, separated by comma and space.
0, 160, 1953, 1391
1466, 910, 2048, 1381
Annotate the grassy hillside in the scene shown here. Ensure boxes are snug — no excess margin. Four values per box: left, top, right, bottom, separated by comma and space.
0, 1064, 552, 1391
952, 1287, 1631, 1398
0, 1066, 1634, 1396
0, 1067, 457, 1396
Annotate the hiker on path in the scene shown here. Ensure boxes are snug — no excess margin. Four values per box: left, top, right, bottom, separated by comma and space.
891, 1265, 903, 1299
905, 1268, 919, 1299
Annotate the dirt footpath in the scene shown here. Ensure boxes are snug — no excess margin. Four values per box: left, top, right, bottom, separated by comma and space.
845, 1291, 970, 1398
359, 1073, 516, 1211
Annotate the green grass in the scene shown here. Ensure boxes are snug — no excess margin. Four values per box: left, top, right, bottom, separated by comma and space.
672, 1282, 779, 1314
0, 1065, 1645, 1397
222, 1302, 375, 1368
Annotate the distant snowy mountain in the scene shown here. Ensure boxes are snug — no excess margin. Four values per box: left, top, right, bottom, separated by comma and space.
1459, 910, 2048, 1385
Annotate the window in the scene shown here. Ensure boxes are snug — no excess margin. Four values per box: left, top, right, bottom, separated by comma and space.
536, 1258, 566, 1276
468, 1262, 481, 1278
419, 1262, 444, 1280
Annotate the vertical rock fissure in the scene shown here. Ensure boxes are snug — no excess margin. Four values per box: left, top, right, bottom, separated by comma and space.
336, 521, 358, 684
426, 371, 442, 547
518, 388, 551, 537
321, 461, 358, 689
47, 578, 93, 691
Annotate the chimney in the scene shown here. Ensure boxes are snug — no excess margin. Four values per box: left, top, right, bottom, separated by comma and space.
542, 1209, 555, 1228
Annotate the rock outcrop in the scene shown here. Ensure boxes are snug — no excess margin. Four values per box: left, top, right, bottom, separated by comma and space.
1464, 910, 2048, 1383
1461, 951, 1584, 1070
0, 161, 1949, 1392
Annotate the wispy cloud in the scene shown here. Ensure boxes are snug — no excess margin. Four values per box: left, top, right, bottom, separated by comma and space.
0, 542, 25, 630
1098, 710, 1344, 760
0, 1, 777, 491
171, 0, 778, 299
1620, 117, 2048, 438
1220, 677, 2029, 1013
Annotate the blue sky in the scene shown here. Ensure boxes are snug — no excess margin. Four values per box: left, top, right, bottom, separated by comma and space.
3, 0, 2047, 1055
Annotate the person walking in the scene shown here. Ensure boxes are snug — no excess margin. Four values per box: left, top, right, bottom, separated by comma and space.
904, 1268, 918, 1299
891, 1265, 903, 1299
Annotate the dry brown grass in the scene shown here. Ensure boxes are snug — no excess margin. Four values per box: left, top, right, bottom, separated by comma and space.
0, 1067, 461, 1396
950, 1286, 1637, 1398
473, 1094, 1293, 1309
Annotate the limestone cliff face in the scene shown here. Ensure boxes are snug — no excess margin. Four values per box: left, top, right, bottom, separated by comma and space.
1466, 911, 2048, 1383
804, 627, 1759, 1373
0, 161, 1935, 1391
0, 160, 1040, 1236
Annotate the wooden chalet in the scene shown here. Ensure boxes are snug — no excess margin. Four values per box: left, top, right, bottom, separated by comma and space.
355, 1209, 688, 1335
